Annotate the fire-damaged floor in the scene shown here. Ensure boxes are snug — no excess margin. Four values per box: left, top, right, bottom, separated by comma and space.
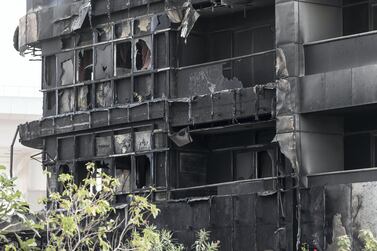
13, 0, 377, 250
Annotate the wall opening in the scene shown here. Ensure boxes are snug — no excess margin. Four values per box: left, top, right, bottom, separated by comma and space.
135, 155, 151, 189
135, 39, 152, 71
116, 42, 132, 76
77, 49, 93, 82
115, 156, 131, 194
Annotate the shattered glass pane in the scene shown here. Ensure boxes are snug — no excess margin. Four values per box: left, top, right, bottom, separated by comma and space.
60, 59, 74, 86
96, 82, 113, 108
115, 21, 132, 38
135, 37, 152, 71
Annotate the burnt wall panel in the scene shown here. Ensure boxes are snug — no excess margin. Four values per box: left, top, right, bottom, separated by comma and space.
58, 137, 75, 160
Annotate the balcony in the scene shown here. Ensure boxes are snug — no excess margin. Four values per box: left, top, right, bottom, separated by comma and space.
301, 31, 377, 113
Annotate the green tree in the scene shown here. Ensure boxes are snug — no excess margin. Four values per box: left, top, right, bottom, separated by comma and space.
37, 162, 219, 251
359, 229, 377, 251
1, 162, 219, 250
0, 165, 38, 250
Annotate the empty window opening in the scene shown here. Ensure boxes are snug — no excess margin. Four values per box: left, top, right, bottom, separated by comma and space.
135, 39, 152, 71
77, 32, 92, 46
116, 42, 132, 76
256, 151, 273, 178
235, 151, 256, 180
76, 162, 89, 186
115, 78, 132, 104
135, 155, 151, 189
77, 49, 93, 82
97, 25, 112, 42
44, 55, 56, 87
46, 91, 55, 111
115, 21, 132, 39
115, 157, 132, 194
61, 37, 73, 49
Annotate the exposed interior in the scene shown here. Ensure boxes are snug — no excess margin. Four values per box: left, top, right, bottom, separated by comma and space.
77, 49, 93, 82
173, 128, 276, 188
179, 6, 275, 87
299, 0, 377, 43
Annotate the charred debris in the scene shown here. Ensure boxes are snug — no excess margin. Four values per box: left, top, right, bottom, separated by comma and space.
15, 0, 377, 250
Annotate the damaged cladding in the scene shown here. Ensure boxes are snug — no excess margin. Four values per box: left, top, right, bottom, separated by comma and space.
16, 0, 377, 250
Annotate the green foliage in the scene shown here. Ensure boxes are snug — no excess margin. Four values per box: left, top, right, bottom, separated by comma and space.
359, 229, 377, 251
300, 243, 309, 251
193, 229, 220, 251
0, 165, 38, 249
1, 162, 220, 251
336, 235, 352, 251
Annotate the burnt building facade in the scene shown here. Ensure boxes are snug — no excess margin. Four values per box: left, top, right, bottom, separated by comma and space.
15, 0, 377, 250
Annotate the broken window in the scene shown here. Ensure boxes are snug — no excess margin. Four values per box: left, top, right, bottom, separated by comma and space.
58, 88, 75, 114
77, 49, 93, 82
135, 38, 152, 71
115, 78, 132, 104
135, 155, 151, 189
115, 21, 131, 39
61, 37, 73, 49
95, 82, 113, 108
134, 75, 153, 102
178, 152, 207, 188
60, 59, 74, 86
116, 42, 132, 76
235, 151, 256, 180
115, 157, 132, 194
44, 91, 56, 116
76, 162, 89, 186
134, 16, 152, 35
95, 44, 113, 80
96, 25, 112, 42
77, 86, 91, 111
44, 55, 56, 88
256, 151, 273, 178
77, 31, 92, 46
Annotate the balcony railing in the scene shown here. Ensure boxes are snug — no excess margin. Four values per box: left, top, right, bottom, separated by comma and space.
305, 30, 377, 75
176, 49, 276, 98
